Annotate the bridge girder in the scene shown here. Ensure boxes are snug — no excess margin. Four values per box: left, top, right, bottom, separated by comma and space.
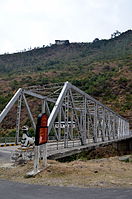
0, 81, 130, 146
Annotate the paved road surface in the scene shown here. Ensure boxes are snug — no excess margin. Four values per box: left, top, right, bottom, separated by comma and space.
0, 180, 132, 199
0, 151, 11, 163
0, 141, 83, 161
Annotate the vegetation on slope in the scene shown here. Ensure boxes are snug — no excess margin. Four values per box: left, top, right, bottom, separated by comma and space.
0, 30, 132, 131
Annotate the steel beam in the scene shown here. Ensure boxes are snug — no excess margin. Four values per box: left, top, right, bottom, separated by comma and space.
58, 108, 61, 140
69, 89, 84, 145
0, 88, 22, 123
93, 103, 97, 143
48, 81, 69, 133
15, 95, 22, 144
68, 82, 128, 122
23, 94, 36, 130
23, 90, 55, 103
45, 101, 59, 140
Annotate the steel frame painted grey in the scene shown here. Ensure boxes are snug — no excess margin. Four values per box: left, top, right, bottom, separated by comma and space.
15, 95, 22, 144
48, 81, 69, 133
23, 94, 36, 130
0, 81, 130, 148
0, 88, 22, 123
46, 81, 130, 146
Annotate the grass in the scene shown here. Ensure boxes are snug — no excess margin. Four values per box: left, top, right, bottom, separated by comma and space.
0, 156, 132, 188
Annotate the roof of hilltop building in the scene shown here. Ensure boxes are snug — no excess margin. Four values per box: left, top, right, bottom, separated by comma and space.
55, 40, 70, 45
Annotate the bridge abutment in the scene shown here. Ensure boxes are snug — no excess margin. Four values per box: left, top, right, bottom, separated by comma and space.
112, 137, 132, 154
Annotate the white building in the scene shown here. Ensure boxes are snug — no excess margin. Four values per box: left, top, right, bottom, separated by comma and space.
54, 121, 75, 129
55, 40, 69, 45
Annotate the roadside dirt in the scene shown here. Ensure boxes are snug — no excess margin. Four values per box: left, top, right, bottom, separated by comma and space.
0, 156, 132, 188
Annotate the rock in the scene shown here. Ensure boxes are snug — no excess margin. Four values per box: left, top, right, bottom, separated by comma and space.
128, 157, 132, 162
15, 159, 27, 165
119, 155, 131, 162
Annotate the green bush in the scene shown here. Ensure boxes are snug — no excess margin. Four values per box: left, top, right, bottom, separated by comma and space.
118, 77, 128, 83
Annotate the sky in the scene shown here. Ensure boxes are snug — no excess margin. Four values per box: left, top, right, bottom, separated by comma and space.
0, 0, 131, 54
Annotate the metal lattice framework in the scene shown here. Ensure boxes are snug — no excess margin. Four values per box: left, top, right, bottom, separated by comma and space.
0, 81, 130, 146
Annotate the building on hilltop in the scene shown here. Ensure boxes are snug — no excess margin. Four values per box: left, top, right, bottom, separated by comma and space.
55, 40, 70, 45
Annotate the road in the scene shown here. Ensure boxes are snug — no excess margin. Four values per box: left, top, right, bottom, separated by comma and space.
0, 151, 11, 163
0, 180, 132, 199
0, 140, 82, 162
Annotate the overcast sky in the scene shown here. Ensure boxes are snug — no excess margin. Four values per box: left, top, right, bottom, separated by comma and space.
0, 0, 131, 54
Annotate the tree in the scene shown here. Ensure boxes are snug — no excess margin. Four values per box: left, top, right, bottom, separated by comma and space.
93, 38, 99, 43
111, 30, 121, 38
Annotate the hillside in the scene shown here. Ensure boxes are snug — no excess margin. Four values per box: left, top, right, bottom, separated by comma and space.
0, 30, 132, 131
0, 30, 132, 74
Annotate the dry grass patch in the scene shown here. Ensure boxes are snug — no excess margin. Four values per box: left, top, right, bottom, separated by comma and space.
0, 156, 132, 188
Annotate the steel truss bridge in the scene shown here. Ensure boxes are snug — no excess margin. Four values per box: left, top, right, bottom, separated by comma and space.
0, 81, 130, 149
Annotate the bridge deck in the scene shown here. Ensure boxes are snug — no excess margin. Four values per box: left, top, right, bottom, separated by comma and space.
0, 136, 132, 161
47, 136, 132, 159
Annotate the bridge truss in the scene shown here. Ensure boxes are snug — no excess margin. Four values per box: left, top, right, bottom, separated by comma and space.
0, 81, 130, 146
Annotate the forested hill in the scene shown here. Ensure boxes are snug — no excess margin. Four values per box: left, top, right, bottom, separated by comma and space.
0, 30, 131, 74
0, 30, 132, 129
